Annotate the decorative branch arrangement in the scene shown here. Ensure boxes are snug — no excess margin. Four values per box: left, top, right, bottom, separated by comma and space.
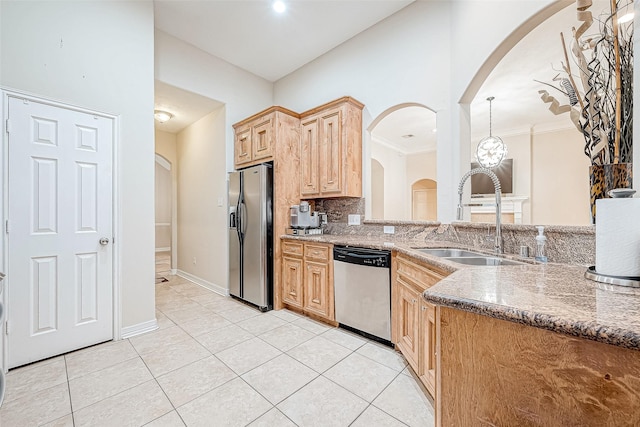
537, 0, 633, 166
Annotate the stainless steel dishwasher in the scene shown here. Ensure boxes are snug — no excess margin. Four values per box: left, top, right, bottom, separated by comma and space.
333, 246, 392, 344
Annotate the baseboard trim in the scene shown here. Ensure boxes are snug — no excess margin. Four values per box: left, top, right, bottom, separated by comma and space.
121, 319, 158, 339
176, 270, 228, 297
170, 269, 177, 275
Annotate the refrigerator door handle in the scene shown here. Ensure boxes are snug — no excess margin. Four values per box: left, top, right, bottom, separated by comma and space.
240, 202, 248, 236
236, 200, 243, 242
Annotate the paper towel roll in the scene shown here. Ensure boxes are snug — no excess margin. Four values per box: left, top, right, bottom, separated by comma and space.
596, 198, 640, 277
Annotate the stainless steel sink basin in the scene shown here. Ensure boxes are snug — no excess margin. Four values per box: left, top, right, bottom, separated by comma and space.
443, 256, 524, 266
416, 248, 485, 257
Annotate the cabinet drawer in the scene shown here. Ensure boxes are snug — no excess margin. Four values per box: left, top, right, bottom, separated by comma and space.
396, 256, 446, 290
304, 243, 330, 261
282, 241, 303, 257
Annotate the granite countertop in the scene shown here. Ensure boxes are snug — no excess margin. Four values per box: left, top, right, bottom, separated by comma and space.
282, 234, 640, 351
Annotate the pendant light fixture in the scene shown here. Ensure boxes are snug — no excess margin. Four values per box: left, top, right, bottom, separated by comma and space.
475, 96, 507, 169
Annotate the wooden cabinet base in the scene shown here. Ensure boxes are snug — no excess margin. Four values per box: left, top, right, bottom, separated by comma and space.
437, 307, 640, 426
392, 253, 448, 400
282, 304, 338, 328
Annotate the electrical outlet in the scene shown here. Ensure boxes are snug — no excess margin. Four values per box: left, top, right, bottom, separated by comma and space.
383, 225, 395, 234
217, 197, 223, 207
192, 257, 197, 265
348, 214, 361, 225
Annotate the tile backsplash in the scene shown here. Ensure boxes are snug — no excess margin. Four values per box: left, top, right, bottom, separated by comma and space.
316, 197, 596, 265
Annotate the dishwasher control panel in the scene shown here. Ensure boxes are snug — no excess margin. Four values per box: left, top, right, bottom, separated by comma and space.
333, 246, 390, 268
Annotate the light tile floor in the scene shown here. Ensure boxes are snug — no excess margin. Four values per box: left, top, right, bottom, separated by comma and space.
0, 255, 434, 426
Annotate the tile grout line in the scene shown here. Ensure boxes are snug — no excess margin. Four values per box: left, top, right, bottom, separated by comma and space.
63, 354, 77, 427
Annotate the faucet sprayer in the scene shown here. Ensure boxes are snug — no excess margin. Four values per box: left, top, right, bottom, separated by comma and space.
457, 168, 503, 254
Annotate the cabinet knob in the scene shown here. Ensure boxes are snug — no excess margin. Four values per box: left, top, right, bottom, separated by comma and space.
412, 298, 417, 304
421, 306, 427, 311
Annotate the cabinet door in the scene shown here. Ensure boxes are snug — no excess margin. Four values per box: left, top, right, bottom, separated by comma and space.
396, 278, 420, 372
420, 301, 437, 399
252, 117, 274, 161
300, 118, 319, 196
282, 256, 304, 309
234, 126, 252, 167
319, 111, 342, 195
303, 260, 332, 319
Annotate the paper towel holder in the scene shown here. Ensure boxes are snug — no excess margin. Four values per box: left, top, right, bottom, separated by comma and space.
585, 266, 640, 288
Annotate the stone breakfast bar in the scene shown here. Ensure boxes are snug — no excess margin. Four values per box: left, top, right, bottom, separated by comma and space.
283, 222, 640, 426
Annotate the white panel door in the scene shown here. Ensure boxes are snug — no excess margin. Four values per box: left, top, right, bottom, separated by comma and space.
7, 96, 113, 368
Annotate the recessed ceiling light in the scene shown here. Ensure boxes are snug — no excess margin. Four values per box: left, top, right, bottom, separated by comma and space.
432, 128, 437, 133
401, 134, 415, 139
273, 1, 286, 13
154, 110, 173, 123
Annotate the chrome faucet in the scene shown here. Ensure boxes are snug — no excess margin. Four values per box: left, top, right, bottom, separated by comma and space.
457, 168, 503, 254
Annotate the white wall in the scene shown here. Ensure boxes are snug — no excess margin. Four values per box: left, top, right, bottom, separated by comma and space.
532, 127, 591, 225
155, 30, 274, 173
176, 106, 228, 293
1, 1, 156, 332
371, 142, 407, 220
407, 151, 437, 187
274, 1, 557, 222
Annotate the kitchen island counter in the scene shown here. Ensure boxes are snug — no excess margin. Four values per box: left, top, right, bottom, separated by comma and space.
283, 234, 640, 351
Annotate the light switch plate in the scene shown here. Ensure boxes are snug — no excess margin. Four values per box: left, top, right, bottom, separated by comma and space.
348, 214, 361, 225
383, 225, 395, 234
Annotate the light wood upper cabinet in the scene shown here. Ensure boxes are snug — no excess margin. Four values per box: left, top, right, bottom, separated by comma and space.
299, 97, 363, 198
233, 107, 298, 170
234, 125, 252, 167
392, 252, 448, 400
300, 118, 319, 196
252, 116, 274, 161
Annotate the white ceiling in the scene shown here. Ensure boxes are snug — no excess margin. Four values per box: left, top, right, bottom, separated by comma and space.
154, 0, 623, 145
371, 106, 437, 155
154, 0, 414, 82
153, 0, 414, 133
154, 81, 224, 133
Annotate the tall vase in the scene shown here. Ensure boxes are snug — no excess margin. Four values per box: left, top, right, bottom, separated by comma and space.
589, 163, 633, 223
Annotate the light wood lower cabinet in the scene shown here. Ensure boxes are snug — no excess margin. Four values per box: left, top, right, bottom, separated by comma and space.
282, 256, 304, 309
392, 252, 449, 399
281, 241, 334, 322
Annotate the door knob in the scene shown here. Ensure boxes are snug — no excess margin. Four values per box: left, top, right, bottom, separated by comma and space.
99, 237, 110, 245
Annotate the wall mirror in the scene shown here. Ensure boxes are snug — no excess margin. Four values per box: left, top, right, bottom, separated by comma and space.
368, 104, 437, 221
468, 0, 618, 226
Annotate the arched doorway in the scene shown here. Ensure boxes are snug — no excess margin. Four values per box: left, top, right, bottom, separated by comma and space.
155, 153, 172, 279
367, 104, 437, 221
412, 179, 437, 221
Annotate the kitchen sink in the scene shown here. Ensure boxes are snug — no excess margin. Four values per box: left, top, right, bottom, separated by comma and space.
415, 248, 485, 257
443, 256, 524, 266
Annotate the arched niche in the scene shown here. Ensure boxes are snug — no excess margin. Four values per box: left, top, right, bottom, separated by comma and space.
411, 179, 437, 221
366, 103, 437, 221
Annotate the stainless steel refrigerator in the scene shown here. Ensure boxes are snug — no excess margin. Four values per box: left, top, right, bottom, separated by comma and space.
228, 163, 273, 311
